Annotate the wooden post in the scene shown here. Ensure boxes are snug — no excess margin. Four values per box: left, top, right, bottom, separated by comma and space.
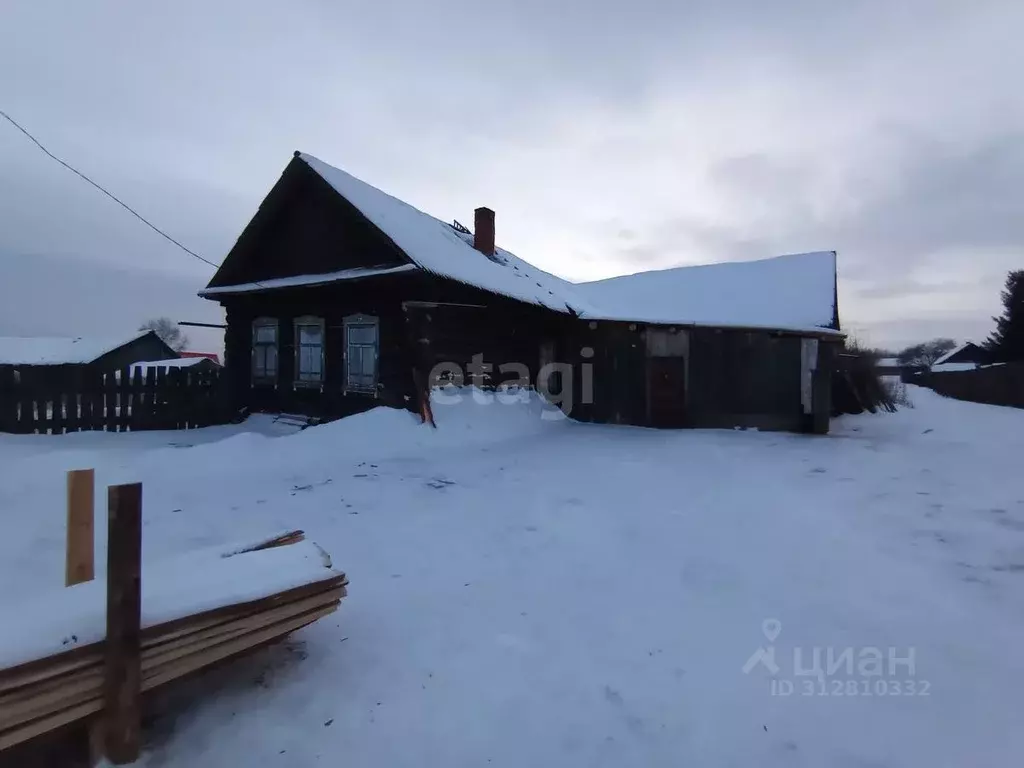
65, 469, 95, 586
66, 468, 107, 766
104, 483, 142, 765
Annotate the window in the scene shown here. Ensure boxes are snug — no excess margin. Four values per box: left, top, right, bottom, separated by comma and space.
252, 318, 278, 382
294, 316, 325, 385
344, 314, 379, 394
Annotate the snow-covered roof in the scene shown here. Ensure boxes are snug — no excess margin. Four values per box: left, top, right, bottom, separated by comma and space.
0, 331, 152, 366
199, 264, 417, 296
297, 153, 597, 314
877, 357, 900, 367
931, 343, 970, 367
574, 251, 838, 332
206, 152, 841, 335
932, 361, 978, 372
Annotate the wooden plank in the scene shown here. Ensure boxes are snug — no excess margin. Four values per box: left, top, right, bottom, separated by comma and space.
65, 368, 82, 433
1, 667, 104, 731
106, 371, 119, 431
144, 366, 158, 430
0, 578, 344, 699
0, 585, 340, 709
0, 650, 102, 698
89, 369, 104, 431
0, 698, 103, 753
49, 367, 67, 435
104, 482, 142, 764
141, 573, 346, 643
0, 574, 346, 691
80, 369, 95, 431
116, 368, 130, 432
100, 373, 112, 431
236, 529, 305, 553
143, 589, 343, 672
0, 590, 343, 732
0, 367, 16, 433
172, 367, 186, 430
143, 602, 337, 691
34, 369, 50, 435
128, 367, 143, 431
0, 600, 340, 749
66, 469, 95, 586
16, 367, 33, 434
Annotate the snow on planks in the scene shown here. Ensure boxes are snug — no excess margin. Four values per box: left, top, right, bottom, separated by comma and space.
0, 532, 347, 753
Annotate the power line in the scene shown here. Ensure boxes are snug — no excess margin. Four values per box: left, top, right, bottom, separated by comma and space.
0, 108, 220, 270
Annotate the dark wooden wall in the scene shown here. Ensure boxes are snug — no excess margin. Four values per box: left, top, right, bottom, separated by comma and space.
687, 329, 803, 430
218, 272, 562, 419
563, 320, 836, 432
222, 276, 415, 419
218, 273, 836, 434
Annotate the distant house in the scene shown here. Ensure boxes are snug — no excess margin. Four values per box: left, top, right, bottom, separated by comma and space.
0, 331, 177, 374
200, 152, 841, 433
931, 342, 990, 372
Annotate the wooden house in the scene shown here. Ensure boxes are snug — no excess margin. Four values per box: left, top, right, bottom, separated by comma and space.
930, 342, 991, 372
200, 152, 841, 433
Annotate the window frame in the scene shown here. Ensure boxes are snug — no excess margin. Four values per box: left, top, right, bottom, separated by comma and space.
343, 313, 379, 396
251, 317, 279, 385
293, 315, 326, 388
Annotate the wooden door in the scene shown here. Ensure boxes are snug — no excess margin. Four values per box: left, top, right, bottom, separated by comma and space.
648, 356, 687, 427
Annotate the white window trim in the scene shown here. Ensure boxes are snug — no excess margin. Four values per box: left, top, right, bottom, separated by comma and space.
343, 313, 379, 396
251, 317, 279, 386
293, 315, 326, 388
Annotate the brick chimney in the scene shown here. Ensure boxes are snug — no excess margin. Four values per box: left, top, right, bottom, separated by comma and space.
474, 207, 495, 257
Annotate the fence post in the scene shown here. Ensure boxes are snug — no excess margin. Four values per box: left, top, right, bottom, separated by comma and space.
65, 468, 107, 764
104, 483, 142, 765
65, 469, 95, 586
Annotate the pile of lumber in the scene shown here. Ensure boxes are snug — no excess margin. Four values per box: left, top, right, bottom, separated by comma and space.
0, 531, 346, 752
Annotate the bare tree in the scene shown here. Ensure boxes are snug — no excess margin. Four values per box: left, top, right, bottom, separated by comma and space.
139, 317, 189, 353
897, 338, 957, 367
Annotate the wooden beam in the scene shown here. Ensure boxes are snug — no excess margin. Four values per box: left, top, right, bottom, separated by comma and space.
176, 321, 227, 329
65, 470, 95, 587
0, 574, 346, 693
103, 483, 142, 765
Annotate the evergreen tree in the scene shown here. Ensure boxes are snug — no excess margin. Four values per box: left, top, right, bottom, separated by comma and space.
986, 270, 1024, 362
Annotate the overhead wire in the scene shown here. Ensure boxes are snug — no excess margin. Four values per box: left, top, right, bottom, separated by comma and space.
0, 108, 220, 270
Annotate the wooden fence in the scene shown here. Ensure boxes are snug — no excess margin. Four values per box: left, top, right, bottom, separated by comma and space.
0, 365, 228, 434
905, 362, 1024, 409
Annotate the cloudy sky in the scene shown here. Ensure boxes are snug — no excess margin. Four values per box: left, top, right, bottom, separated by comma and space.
1, 0, 1021, 352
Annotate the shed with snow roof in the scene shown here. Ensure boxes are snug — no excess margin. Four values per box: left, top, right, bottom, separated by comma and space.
200, 152, 842, 433
0, 331, 177, 373
929, 342, 990, 372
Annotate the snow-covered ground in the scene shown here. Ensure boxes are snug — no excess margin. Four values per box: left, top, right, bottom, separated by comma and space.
1, 387, 1022, 767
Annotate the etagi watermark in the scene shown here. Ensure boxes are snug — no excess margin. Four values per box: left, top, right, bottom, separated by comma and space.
743, 619, 931, 698
429, 350, 594, 419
